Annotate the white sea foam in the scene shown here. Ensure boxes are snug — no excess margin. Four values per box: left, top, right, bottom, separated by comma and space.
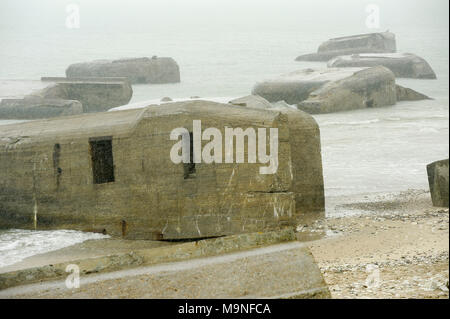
0, 229, 109, 268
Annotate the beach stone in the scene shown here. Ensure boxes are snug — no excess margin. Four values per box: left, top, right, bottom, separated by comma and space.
66, 57, 180, 84
328, 53, 436, 79
296, 32, 396, 62
253, 66, 398, 114
160, 97, 173, 102
0, 97, 82, 119
427, 159, 449, 207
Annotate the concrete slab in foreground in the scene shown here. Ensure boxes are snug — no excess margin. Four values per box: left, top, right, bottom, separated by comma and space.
0, 241, 330, 299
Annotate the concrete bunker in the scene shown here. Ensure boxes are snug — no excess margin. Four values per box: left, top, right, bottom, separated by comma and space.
0, 100, 325, 240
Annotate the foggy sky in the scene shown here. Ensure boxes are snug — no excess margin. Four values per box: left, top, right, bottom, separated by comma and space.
0, 0, 448, 32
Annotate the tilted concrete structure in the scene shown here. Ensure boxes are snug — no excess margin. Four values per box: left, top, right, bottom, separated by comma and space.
252, 66, 430, 114
0, 97, 82, 119
66, 57, 181, 84
38, 77, 133, 113
0, 77, 132, 119
328, 53, 437, 79
0, 100, 325, 240
296, 32, 396, 62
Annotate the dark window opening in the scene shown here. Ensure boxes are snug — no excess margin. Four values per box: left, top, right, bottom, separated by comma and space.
366, 99, 374, 108
89, 137, 115, 184
183, 132, 196, 179
121, 220, 127, 237
53, 143, 62, 188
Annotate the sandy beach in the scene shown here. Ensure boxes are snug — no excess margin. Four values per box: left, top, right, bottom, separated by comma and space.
308, 189, 449, 298
0, 189, 446, 299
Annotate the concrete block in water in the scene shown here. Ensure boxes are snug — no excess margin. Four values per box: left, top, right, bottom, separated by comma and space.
66, 57, 181, 84
296, 32, 396, 62
36, 77, 133, 113
252, 66, 430, 114
328, 53, 437, 79
0, 97, 82, 119
253, 66, 397, 114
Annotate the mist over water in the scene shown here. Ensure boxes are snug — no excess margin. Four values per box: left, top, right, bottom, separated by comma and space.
0, 0, 448, 264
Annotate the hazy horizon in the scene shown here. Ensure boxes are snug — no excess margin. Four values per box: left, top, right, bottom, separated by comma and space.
1, 0, 448, 32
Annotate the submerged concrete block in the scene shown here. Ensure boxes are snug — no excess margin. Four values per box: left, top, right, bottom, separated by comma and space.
35, 77, 133, 113
0, 78, 133, 118
66, 57, 181, 84
253, 66, 397, 114
427, 159, 449, 207
328, 53, 437, 79
296, 32, 396, 62
0, 97, 82, 119
297, 67, 398, 114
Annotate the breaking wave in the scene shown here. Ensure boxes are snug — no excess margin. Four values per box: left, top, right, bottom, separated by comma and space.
0, 229, 109, 268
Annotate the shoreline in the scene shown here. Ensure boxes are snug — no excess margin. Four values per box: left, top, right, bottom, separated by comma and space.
0, 188, 448, 298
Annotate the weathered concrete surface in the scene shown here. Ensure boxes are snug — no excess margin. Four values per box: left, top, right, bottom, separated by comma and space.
228, 95, 325, 214
328, 53, 437, 79
66, 57, 180, 84
0, 78, 133, 118
0, 241, 330, 299
0, 100, 324, 239
0, 229, 297, 290
395, 84, 431, 101
0, 97, 82, 119
427, 159, 449, 207
296, 32, 396, 62
253, 66, 398, 114
252, 68, 358, 104
229, 95, 273, 109
253, 66, 431, 114
34, 77, 133, 113
297, 66, 398, 114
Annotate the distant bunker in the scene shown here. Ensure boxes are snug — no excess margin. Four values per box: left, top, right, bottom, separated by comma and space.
252, 66, 430, 114
0, 100, 325, 240
328, 53, 436, 79
0, 77, 133, 119
66, 57, 181, 84
296, 31, 396, 62
427, 159, 449, 208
